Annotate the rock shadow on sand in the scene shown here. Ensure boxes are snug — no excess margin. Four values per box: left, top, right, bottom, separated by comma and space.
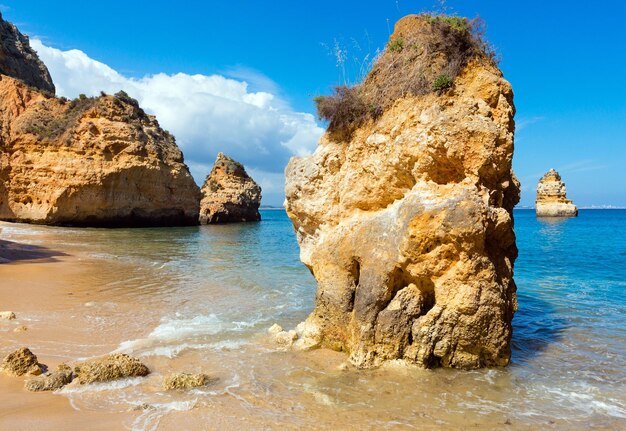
0, 239, 67, 264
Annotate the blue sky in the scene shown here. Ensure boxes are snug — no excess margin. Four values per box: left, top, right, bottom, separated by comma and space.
2, 0, 625, 206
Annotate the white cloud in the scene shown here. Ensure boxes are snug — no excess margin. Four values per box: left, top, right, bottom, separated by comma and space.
30, 39, 324, 205
515, 115, 544, 132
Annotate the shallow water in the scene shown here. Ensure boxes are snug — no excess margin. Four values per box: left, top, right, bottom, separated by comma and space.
0, 209, 624, 430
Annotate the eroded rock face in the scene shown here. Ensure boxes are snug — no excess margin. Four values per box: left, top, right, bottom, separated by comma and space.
0, 13, 55, 94
199, 152, 261, 224
73, 353, 149, 384
285, 16, 519, 369
536, 169, 578, 217
0, 79, 201, 226
1, 347, 43, 376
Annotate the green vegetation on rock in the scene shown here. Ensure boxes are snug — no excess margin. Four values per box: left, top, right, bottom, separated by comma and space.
387, 38, 405, 52
432, 74, 453, 92
23, 95, 97, 140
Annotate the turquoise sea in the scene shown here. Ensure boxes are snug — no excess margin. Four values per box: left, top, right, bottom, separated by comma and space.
0, 209, 624, 430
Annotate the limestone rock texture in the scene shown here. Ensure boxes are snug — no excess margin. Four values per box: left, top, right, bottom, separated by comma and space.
535, 169, 578, 217
73, 353, 149, 384
199, 152, 261, 224
1, 347, 43, 376
285, 15, 519, 369
0, 13, 55, 94
0, 78, 201, 226
162, 372, 214, 390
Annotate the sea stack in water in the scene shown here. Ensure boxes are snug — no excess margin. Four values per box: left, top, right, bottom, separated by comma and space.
285, 15, 519, 369
199, 153, 261, 224
0, 15, 200, 226
535, 169, 578, 217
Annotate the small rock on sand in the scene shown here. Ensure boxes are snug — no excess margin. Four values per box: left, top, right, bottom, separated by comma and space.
0, 311, 16, 320
13, 326, 28, 333
268, 324, 299, 347
274, 330, 298, 347
1, 347, 43, 376
268, 323, 283, 335
73, 353, 149, 384
131, 403, 156, 411
162, 372, 215, 390
25, 364, 73, 391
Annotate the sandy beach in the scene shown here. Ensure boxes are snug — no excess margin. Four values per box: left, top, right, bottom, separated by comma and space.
0, 242, 137, 429
1, 217, 625, 430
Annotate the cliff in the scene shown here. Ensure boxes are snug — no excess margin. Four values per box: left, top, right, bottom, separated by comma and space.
0, 13, 55, 94
0, 17, 200, 227
199, 152, 261, 224
284, 15, 519, 369
536, 168, 578, 217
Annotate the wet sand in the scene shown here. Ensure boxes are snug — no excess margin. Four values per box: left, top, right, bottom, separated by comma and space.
0, 251, 138, 430
1, 219, 624, 430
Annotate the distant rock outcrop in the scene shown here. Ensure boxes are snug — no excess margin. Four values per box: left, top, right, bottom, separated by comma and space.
0, 16, 200, 227
199, 152, 261, 224
536, 169, 578, 217
285, 15, 519, 369
0, 13, 55, 94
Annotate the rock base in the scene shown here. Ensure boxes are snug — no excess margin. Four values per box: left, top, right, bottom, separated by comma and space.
536, 202, 578, 217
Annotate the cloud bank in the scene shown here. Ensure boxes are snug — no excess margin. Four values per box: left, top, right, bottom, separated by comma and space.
30, 39, 324, 205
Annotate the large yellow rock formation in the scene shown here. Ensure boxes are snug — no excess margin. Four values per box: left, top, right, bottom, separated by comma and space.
285, 15, 519, 369
0, 14, 200, 226
0, 79, 200, 226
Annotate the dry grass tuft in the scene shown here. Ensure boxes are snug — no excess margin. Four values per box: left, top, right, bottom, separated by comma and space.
314, 14, 496, 141
23, 94, 97, 140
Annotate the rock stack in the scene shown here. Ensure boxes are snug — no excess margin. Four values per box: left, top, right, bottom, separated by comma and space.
199, 153, 261, 224
535, 169, 578, 217
284, 14, 519, 369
